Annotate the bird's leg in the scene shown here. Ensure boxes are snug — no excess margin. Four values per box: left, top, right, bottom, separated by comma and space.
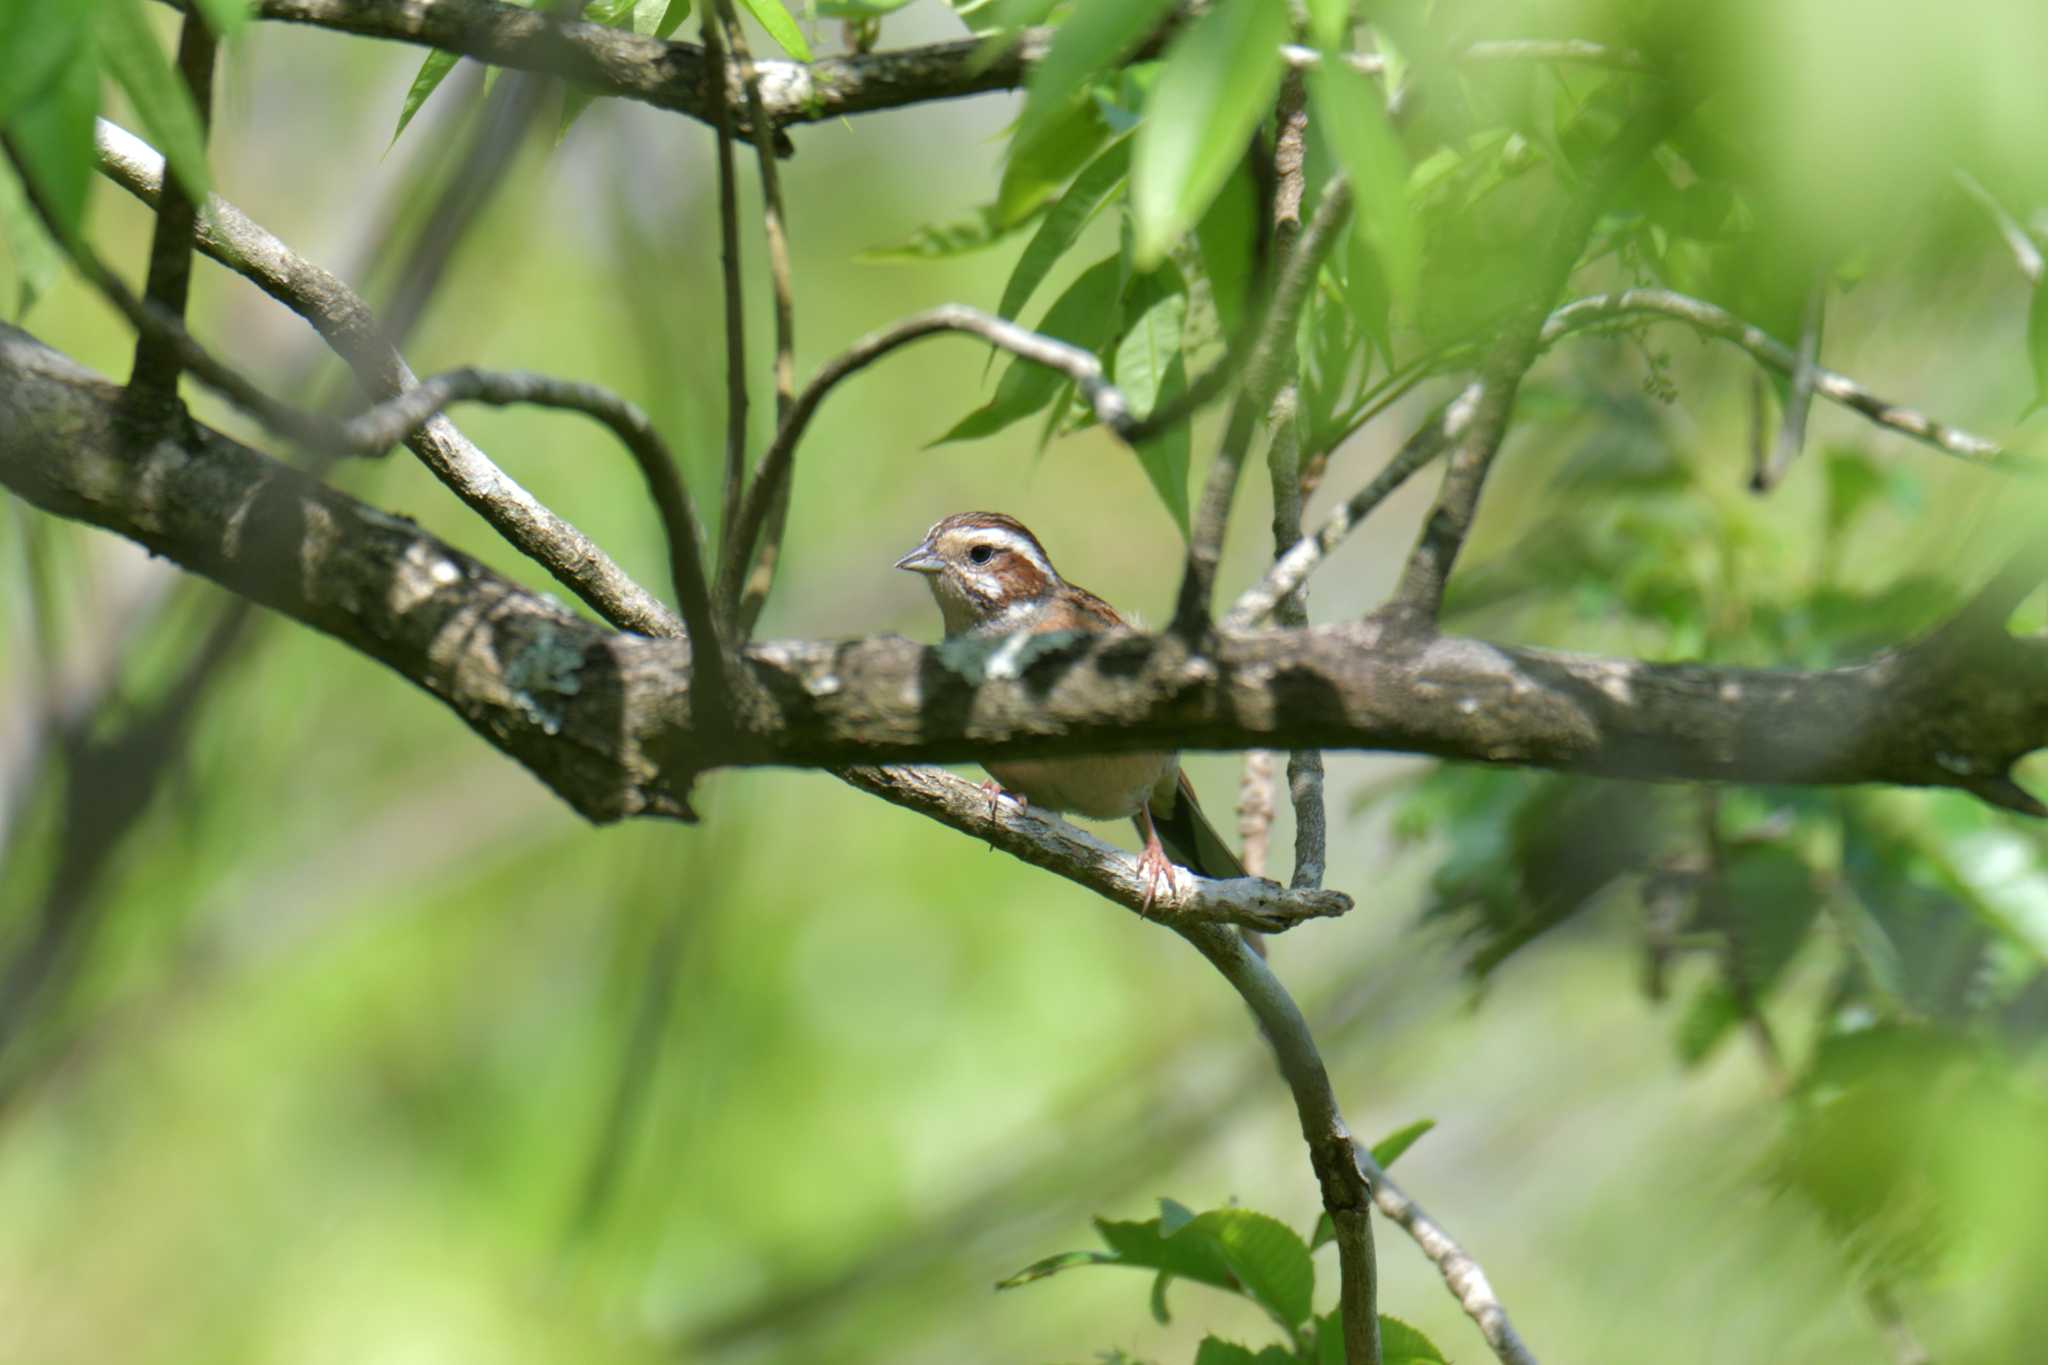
1135, 803, 1180, 912
976, 778, 1017, 824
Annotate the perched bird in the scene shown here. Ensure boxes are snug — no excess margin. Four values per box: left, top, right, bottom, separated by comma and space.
894, 511, 1247, 907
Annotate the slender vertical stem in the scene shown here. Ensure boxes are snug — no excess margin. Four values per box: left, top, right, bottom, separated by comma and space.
704, 13, 751, 590
126, 13, 218, 420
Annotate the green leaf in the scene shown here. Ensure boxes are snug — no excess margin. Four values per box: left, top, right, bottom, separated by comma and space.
934, 255, 1123, 445
560, 0, 684, 136
190, 0, 252, 35
1130, 0, 1288, 270
3, 33, 101, 245
654, 0, 692, 38
0, 159, 61, 317
1305, 0, 1349, 50
1308, 51, 1419, 322
998, 136, 1129, 321
1134, 348, 1191, 534
1187, 1209, 1315, 1329
392, 48, 461, 145
1011, 0, 1176, 159
1112, 265, 1186, 417
1369, 1117, 1435, 1169
97, 0, 209, 205
1378, 1314, 1451, 1364
955, 0, 1057, 42
998, 95, 1114, 227
859, 203, 1039, 261
736, 0, 812, 61
0, 0, 92, 127
818, 0, 912, 17
1193, 1340, 1261, 1365
1194, 159, 1257, 339
2027, 271, 2048, 418
1148, 1268, 1174, 1324
1157, 1196, 1196, 1237
994, 1248, 1119, 1288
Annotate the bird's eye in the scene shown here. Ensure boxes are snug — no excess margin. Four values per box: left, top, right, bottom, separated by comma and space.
968, 544, 995, 565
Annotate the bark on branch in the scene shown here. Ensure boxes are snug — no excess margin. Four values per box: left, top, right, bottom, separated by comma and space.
7, 322, 2047, 831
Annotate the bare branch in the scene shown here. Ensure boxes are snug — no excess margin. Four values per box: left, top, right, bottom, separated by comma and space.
127, 13, 217, 417
1357, 1148, 1539, 1365
1542, 288, 2032, 471
93, 119, 679, 638
721, 304, 1135, 607
1225, 388, 1473, 629
840, 767, 1349, 933
1175, 178, 1355, 635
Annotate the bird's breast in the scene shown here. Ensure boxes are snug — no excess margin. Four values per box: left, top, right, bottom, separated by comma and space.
986, 751, 1176, 820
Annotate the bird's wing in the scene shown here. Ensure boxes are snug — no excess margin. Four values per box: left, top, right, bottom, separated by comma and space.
1144, 766, 1248, 883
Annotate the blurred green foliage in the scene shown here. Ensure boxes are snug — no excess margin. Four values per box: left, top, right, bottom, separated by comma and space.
4, 0, 2048, 1362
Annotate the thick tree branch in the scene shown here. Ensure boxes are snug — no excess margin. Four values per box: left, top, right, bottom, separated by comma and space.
127, 13, 217, 416
93, 119, 679, 638
12, 322, 2048, 820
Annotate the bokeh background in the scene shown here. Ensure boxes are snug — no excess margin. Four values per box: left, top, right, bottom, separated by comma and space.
4, 3, 2048, 1362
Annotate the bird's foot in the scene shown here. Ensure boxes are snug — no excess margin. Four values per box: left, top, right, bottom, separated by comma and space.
976, 778, 1020, 824
1136, 835, 1181, 913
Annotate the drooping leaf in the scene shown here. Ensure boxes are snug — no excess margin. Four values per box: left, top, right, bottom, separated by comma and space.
1369, 1116, 1435, 1169
4, 34, 101, 245
1186, 1209, 1315, 1329
0, 160, 61, 317
998, 136, 1129, 321
2027, 271, 2048, 418
392, 49, 461, 144
859, 203, 1040, 261
934, 254, 1122, 445
1010, 0, 1176, 161
1112, 263, 1187, 416
1194, 158, 1258, 340
97, 0, 210, 204
1308, 49, 1418, 322
998, 94, 1114, 227
735, 0, 813, 60
1129, 0, 1288, 269
993, 1249, 1119, 1288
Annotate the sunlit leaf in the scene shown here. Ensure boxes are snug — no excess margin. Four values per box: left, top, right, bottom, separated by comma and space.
934, 255, 1122, 444
1111, 264, 1186, 417
561, 0, 688, 136
736, 0, 812, 61
1011, 0, 1175, 161
1369, 1116, 1435, 1169
1305, 0, 1349, 50
98, 0, 210, 204
1378, 1314, 1451, 1364
998, 136, 1128, 320
392, 49, 461, 144
1308, 49, 1418, 320
998, 94, 1114, 226
1130, 0, 1288, 269
1186, 1208, 1315, 1329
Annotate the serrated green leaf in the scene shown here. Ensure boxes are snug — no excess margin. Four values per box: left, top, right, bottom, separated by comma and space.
1092, 1215, 1238, 1289
860, 203, 1038, 262
97, 0, 209, 205
4, 34, 100, 245
1308, 52, 1418, 322
998, 136, 1128, 320
993, 1248, 1119, 1288
2027, 273, 2048, 419
392, 49, 461, 145
736, 0, 811, 61
1378, 1313, 1450, 1364
1012, 0, 1176, 159
0, 1, 91, 127
1369, 1117, 1435, 1169
934, 255, 1122, 445
1188, 1209, 1315, 1329
0, 160, 61, 317
1130, 0, 1288, 270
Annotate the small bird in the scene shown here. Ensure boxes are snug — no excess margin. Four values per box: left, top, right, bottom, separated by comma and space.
894, 511, 1247, 907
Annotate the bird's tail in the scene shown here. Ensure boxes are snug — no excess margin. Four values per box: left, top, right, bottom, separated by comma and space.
1146, 769, 1267, 958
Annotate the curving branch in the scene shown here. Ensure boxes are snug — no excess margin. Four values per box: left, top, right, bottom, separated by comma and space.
11, 321, 2048, 827
1357, 1148, 1539, 1365
1540, 289, 2032, 471
93, 118, 680, 638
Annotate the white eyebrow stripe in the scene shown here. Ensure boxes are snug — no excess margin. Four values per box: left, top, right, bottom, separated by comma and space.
965, 525, 1056, 579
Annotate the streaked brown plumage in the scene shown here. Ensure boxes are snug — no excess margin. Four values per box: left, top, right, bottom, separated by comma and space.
895, 512, 1247, 906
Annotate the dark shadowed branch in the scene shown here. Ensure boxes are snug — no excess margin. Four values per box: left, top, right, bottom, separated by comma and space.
126, 12, 217, 418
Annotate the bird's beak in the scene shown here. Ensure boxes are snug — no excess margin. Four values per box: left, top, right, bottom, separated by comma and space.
894, 540, 942, 575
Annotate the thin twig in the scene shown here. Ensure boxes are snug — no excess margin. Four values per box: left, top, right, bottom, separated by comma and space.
1955, 169, 2044, 285
1541, 289, 2029, 471
1174, 178, 1356, 635
704, 10, 751, 574
1357, 1148, 1540, 1365
127, 12, 218, 417
721, 305, 1136, 597
94, 119, 679, 638
719, 0, 799, 641
1224, 388, 1475, 629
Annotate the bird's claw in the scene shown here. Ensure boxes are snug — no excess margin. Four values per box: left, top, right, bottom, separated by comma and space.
1136, 840, 1181, 913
